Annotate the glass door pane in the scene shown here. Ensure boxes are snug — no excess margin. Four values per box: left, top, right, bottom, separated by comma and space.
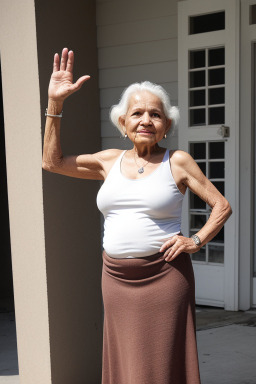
189, 47, 225, 127
189, 141, 225, 264
189, 11, 225, 34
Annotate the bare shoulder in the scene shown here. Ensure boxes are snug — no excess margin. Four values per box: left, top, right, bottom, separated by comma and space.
97, 148, 123, 162
166, 150, 192, 194
78, 148, 122, 165
75, 148, 123, 179
169, 149, 194, 167
170, 149, 200, 175
96, 148, 123, 177
169, 149, 202, 189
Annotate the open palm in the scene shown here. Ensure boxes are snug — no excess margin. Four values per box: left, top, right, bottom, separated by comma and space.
48, 48, 90, 102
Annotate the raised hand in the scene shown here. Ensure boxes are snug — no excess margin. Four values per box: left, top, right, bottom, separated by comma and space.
48, 47, 90, 102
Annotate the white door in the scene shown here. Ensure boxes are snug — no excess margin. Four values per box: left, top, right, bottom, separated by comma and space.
240, 0, 256, 309
178, 0, 239, 310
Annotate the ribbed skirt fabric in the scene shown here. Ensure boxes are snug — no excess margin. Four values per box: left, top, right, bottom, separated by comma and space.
101, 250, 201, 384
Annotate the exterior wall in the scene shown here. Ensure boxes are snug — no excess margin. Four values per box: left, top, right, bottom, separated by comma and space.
35, 0, 103, 383
0, 1, 52, 382
96, 0, 179, 151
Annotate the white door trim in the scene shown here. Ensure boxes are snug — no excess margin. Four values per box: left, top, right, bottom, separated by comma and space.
178, 0, 240, 310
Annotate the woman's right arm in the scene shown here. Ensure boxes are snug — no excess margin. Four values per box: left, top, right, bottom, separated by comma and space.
42, 48, 119, 180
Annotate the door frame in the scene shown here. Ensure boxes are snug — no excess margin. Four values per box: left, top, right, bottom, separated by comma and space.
240, 0, 256, 310
178, 0, 240, 310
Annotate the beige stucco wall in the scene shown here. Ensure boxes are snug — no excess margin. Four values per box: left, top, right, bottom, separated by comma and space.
0, 0, 52, 382
0, 0, 103, 382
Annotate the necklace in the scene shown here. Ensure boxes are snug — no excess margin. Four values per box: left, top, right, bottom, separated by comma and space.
133, 152, 152, 174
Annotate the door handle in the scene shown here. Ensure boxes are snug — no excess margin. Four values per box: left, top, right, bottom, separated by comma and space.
217, 125, 230, 138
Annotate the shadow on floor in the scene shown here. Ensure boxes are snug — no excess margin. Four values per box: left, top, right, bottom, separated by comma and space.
196, 305, 256, 330
0, 299, 18, 377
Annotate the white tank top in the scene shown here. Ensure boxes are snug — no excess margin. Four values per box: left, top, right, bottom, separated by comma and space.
96, 149, 184, 258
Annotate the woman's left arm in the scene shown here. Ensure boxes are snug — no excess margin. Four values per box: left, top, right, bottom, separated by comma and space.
160, 150, 232, 261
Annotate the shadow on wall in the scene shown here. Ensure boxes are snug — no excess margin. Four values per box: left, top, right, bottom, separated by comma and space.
35, 0, 103, 382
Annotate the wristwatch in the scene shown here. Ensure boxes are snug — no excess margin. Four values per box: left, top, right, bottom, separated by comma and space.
191, 234, 202, 246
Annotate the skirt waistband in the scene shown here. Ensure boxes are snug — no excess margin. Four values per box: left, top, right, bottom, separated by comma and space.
102, 250, 182, 280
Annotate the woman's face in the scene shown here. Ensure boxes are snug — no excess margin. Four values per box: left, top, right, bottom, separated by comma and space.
119, 91, 171, 146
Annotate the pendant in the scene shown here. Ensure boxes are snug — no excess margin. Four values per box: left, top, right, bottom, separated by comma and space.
138, 167, 144, 174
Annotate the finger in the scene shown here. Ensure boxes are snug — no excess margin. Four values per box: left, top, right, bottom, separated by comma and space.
160, 239, 175, 252
66, 50, 74, 73
169, 247, 186, 261
71, 75, 91, 92
164, 248, 175, 261
60, 47, 68, 71
164, 246, 176, 259
160, 237, 176, 252
53, 53, 60, 72
164, 240, 183, 258
165, 246, 182, 261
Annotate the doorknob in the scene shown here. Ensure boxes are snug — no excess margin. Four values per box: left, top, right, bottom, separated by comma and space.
217, 125, 230, 138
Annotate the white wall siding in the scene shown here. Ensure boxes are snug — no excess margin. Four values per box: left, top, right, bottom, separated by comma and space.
96, 1, 177, 25
99, 62, 178, 88
97, 16, 177, 47
96, 0, 179, 150
98, 39, 177, 69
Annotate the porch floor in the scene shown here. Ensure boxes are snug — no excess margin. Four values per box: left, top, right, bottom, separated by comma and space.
196, 306, 256, 384
0, 299, 255, 384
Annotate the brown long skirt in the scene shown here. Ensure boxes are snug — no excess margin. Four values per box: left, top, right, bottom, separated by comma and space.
101, 250, 201, 384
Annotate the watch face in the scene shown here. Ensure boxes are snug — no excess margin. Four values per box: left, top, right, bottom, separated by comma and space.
192, 235, 201, 245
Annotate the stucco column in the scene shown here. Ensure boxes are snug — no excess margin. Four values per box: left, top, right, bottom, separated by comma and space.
0, 0, 52, 383
35, 0, 103, 382
0, 0, 103, 383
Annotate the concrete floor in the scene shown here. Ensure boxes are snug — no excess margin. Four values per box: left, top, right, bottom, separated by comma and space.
196, 307, 256, 384
0, 302, 256, 384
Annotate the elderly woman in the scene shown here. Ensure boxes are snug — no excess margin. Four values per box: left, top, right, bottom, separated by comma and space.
43, 48, 232, 384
